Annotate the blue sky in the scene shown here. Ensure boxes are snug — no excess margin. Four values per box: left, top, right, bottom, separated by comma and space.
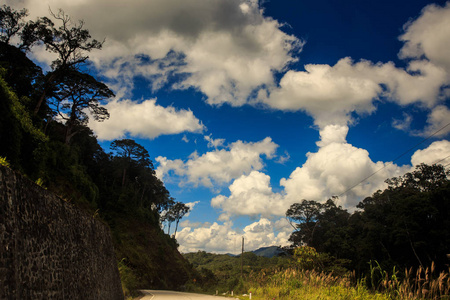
15, 0, 450, 253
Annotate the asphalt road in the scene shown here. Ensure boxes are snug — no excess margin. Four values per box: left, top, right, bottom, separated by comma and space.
139, 290, 239, 300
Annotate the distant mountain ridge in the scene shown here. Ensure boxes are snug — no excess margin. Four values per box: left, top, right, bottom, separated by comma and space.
226, 246, 287, 258
252, 246, 287, 258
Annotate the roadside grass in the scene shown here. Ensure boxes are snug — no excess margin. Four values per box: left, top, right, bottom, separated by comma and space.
230, 264, 450, 300
234, 268, 389, 300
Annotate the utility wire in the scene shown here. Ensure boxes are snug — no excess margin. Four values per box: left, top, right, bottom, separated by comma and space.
338, 121, 450, 198
432, 154, 450, 165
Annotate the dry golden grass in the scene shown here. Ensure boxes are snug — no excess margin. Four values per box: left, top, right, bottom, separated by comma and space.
374, 262, 450, 300
239, 262, 450, 300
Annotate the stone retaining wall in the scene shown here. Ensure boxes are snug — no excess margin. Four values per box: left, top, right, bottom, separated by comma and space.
0, 165, 123, 299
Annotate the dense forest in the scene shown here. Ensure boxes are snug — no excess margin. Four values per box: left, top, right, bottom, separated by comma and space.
285, 163, 450, 276
0, 5, 194, 296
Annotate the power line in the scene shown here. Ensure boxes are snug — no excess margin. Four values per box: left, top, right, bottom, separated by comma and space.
338, 120, 450, 198
432, 154, 450, 165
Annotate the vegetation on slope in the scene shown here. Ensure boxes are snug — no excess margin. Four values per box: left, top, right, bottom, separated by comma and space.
183, 251, 292, 293
0, 5, 194, 297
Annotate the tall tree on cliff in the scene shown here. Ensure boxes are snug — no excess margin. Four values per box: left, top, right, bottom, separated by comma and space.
0, 5, 43, 99
110, 139, 153, 187
0, 5, 28, 45
1, 6, 112, 145
31, 8, 104, 116
171, 202, 190, 239
51, 69, 113, 144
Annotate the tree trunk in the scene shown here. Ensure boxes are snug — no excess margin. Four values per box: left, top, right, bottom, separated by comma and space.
121, 168, 127, 187
174, 220, 179, 239
34, 72, 57, 115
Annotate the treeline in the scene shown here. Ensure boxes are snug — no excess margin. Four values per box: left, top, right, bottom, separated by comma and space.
0, 5, 193, 293
183, 251, 292, 293
286, 163, 450, 276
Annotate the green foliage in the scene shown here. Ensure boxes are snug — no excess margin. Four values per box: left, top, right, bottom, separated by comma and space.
112, 217, 194, 291
242, 268, 391, 300
286, 164, 450, 277
0, 5, 29, 45
50, 69, 114, 144
183, 251, 292, 294
0, 156, 10, 167
35, 177, 45, 188
118, 259, 139, 299
294, 246, 321, 270
0, 6, 193, 296
162, 201, 190, 237
0, 67, 46, 173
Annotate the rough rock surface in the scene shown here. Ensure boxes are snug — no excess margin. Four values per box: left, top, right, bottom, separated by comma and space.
0, 165, 123, 299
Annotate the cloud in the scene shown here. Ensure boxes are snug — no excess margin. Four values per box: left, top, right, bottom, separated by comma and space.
14, 0, 302, 106
280, 125, 411, 208
275, 151, 290, 164
179, 220, 211, 229
176, 18, 302, 106
392, 106, 450, 138
177, 221, 240, 253
242, 218, 291, 251
177, 218, 291, 253
184, 201, 200, 217
88, 98, 205, 140
316, 124, 349, 147
256, 2, 450, 131
259, 57, 448, 129
392, 113, 413, 131
204, 135, 226, 148
411, 140, 450, 167
399, 2, 450, 74
416, 105, 450, 137
155, 137, 278, 188
210, 125, 411, 214
15, 0, 449, 135
211, 171, 285, 218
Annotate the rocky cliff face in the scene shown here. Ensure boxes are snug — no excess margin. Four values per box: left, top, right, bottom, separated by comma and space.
0, 165, 123, 299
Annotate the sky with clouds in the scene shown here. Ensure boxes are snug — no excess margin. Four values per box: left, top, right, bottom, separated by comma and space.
12, 0, 450, 254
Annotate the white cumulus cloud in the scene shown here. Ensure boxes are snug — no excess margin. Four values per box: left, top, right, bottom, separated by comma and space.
280, 125, 410, 208
399, 2, 450, 75
156, 137, 278, 188
177, 218, 291, 253
257, 2, 450, 132
211, 125, 412, 214
260, 57, 448, 129
416, 106, 450, 138
13, 0, 302, 106
211, 171, 285, 219
88, 98, 205, 140
411, 140, 450, 167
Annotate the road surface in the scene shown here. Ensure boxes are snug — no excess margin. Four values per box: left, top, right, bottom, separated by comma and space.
139, 290, 239, 300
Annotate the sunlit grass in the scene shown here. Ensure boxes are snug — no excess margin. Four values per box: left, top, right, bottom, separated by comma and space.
236, 268, 388, 300
233, 264, 450, 300
368, 261, 450, 300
